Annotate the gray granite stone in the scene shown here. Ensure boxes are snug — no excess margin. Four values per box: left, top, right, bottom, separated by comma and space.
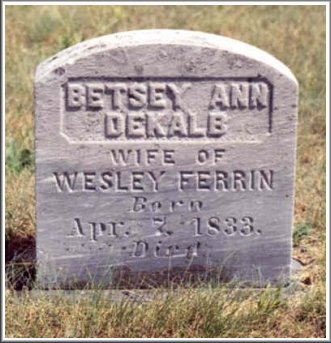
35, 30, 298, 288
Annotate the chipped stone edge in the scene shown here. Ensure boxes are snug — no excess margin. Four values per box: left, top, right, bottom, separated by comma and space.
35, 29, 298, 86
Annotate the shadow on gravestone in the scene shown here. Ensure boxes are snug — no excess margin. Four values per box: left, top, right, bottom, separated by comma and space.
35, 30, 298, 289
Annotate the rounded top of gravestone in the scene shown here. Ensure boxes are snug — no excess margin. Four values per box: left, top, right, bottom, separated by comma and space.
36, 29, 297, 85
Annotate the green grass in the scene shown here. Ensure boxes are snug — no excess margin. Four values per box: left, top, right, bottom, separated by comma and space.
5, 5, 326, 338
293, 223, 313, 247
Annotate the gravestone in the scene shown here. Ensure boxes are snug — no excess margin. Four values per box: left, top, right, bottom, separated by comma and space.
35, 30, 298, 288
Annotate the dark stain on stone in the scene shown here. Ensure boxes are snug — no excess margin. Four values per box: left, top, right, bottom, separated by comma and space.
134, 65, 144, 74
53, 67, 65, 76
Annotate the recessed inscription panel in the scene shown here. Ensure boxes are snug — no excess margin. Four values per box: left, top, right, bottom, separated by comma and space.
35, 30, 297, 288
61, 78, 272, 142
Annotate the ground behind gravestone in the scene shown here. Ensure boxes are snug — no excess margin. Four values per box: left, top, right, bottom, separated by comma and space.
5, 5, 326, 338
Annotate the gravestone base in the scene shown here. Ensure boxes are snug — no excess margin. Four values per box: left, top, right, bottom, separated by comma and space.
15, 259, 304, 304
37, 263, 292, 290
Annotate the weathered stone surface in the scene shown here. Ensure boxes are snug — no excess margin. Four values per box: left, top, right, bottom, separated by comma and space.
35, 30, 298, 288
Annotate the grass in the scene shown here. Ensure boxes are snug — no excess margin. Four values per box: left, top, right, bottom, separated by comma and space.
5, 286, 324, 338
5, 5, 326, 338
